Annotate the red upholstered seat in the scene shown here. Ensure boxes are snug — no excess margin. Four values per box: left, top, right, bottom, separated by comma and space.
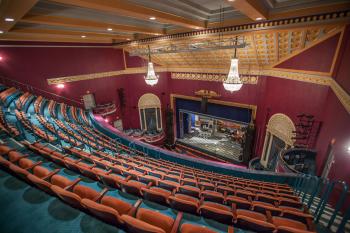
226, 195, 251, 210
199, 202, 234, 224
139, 174, 160, 185
8, 151, 26, 163
0, 145, 14, 155
81, 197, 128, 226
178, 185, 201, 198
235, 189, 255, 200
121, 208, 175, 233
201, 190, 225, 204
9, 158, 34, 179
98, 173, 124, 188
100, 195, 133, 216
180, 223, 218, 233
51, 175, 74, 189
73, 185, 100, 200
198, 181, 215, 191
255, 193, 279, 206
51, 185, 82, 208
273, 216, 316, 233
181, 178, 198, 187
279, 197, 303, 209
252, 201, 283, 216
217, 185, 235, 196
168, 194, 199, 214
142, 187, 172, 205
121, 180, 147, 196
236, 209, 276, 232
158, 179, 179, 192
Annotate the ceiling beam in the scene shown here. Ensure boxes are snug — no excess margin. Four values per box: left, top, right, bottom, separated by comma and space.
227, 0, 268, 21
21, 14, 163, 36
48, 0, 206, 29
0, 33, 112, 43
10, 28, 131, 41
0, 0, 39, 32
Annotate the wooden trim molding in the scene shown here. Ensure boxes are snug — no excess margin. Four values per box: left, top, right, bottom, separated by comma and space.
47, 67, 349, 115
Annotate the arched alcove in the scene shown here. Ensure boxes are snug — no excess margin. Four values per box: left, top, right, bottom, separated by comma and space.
260, 113, 296, 168
138, 93, 162, 131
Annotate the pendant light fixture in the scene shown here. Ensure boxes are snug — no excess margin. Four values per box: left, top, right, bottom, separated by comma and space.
144, 45, 159, 86
223, 37, 243, 92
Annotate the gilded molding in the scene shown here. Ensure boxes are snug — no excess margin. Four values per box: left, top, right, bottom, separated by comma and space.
171, 72, 258, 84
330, 80, 350, 114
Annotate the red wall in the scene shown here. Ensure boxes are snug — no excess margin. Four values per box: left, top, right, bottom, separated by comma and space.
1, 38, 350, 184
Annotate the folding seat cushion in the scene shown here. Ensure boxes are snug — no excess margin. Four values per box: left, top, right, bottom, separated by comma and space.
73, 185, 100, 201
198, 181, 215, 191
8, 151, 27, 163
236, 209, 276, 233
139, 174, 160, 185
272, 217, 316, 233
180, 223, 218, 233
226, 195, 251, 210
51, 185, 83, 209
252, 201, 283, 217
51, 174, 75, 189
281, 210, 314, 226
9, 158, 35, 179
255, 194, 279, 206
123, 169, 144, 180
158, 180, 179, 192
181, 178, 197, 187
81, 198, 125, 226
201, 190, 225, 204
142, 187, 172, 205
121, 180, 147, 196
235, 190, 255, 201
217, 185, 235, 196
199, 202, 234, 224
110, 164, 127, 175
279, 193, 300, 202
178, 185, 201, 198
168, 194, 200, 214
121, 208, 175, 233
279, 198, 303, 209
164, 174, 181, 183
148, 170, 166, 179
0, 145, 14, 155
27, 166, 58, 193
63, 158, 82, 173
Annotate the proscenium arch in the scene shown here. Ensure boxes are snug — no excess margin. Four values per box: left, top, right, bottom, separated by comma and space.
261, 113, 296, 167
138, 93, 162, 131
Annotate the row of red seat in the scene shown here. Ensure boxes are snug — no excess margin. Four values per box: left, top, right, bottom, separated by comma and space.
36, 115, 82, 147
0, 108, 20, 136
15, 92, 31, 110
24, 142, 315, 233
47, 100, 57, 118
15, 110, 56, 142
33, 95, 43, 114
0, 144, 234, 233
0, 87, 16, 104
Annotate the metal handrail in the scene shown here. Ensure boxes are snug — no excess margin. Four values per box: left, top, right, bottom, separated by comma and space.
0, 76, 83, 107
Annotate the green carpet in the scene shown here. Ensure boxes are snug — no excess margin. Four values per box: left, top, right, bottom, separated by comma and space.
0, 169, 126, 233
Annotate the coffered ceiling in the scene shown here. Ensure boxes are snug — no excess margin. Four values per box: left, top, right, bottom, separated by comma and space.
0, 0, 349, 43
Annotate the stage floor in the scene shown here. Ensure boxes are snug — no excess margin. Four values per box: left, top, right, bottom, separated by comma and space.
177, 131, 243, 162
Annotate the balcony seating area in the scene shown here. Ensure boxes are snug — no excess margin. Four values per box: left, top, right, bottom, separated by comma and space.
0, 85, 319, 233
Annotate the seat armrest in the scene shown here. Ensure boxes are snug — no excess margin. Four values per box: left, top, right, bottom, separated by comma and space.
26, 161, 42, 170
94, 187, 109, 202
170, 212, 183, 233
43, 168, 61, 181
65, 178, 82, 191
128, 199, 143, 216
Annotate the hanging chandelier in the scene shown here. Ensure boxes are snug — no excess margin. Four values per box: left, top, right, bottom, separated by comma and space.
144, 45, 159, 86
223, 37, 243, 92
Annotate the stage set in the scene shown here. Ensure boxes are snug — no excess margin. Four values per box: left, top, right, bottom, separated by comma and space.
174, 94, 255, 164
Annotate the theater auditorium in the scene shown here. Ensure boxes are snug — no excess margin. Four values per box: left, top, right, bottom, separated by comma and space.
0, 0, 350, 232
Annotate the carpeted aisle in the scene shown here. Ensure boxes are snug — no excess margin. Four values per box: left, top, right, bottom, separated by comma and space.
0, 169, 126, 233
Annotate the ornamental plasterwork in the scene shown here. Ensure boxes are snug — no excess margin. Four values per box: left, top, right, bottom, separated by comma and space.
267, 113, 296, 145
